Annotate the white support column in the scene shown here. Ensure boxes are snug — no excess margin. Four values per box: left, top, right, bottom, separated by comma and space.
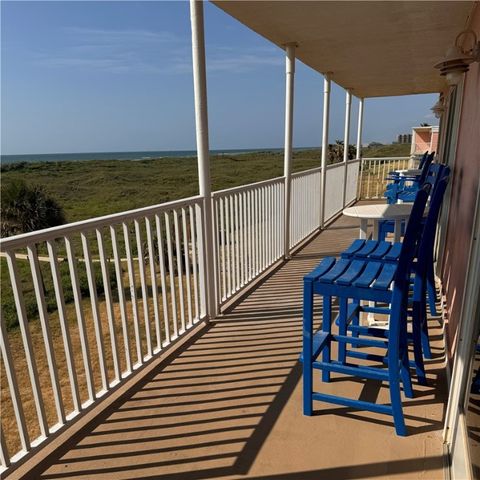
356, 97, 364, 200
320, 74, 331, 229
190, 0, 217, 319
283, 43, 296, 259
342, 89, 352, 208
356, 97, 364, 160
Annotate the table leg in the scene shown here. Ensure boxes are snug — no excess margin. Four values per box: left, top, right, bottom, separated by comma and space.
394, 219, 402, 242
359, 219, 368, 239
373, 220, 379, 241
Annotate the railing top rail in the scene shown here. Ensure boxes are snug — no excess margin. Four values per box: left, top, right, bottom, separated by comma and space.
326, 161, 345, 170
291, 166, 322, 178
362, 156, 411, 161
212, 175, 284, 197
0, 194, 203, 251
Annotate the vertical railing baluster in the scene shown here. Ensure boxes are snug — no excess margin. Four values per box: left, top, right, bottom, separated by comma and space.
278, 182, 282, 256
219, 198, 225, 300
80, 233, 108, 393
181, 208, 193, 328
255, 189, 260, 275
155, 215, 170, 343
242, 191, 248, 283
239, 193, 244, 286
234, 193, 240, 288
267, 184, 272, 263
0, 309, 30, 452
173, 210, 186, 333
247, 190, 252, 281
27, 244, 65, 425
189, 205, 200, 321
110, 226, 132, 374
194, 201, 207, 319
47, 240, 82, 410
97, 229, 121, 382
211, 197, 220, 313
5, 250, 49, 436
0, 425, 10, 469
134, 220, 152, 358
145, 217, 162, 351
164, 212, 178, 338
225, 196, 231, 297
366, 160, 371, 199
65, 236, 95, 402
229, 195, 235, 293
122, 223, 142, 365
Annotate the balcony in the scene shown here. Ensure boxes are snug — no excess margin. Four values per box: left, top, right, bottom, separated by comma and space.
2, 0, 479, 477
0, 156, 451, 479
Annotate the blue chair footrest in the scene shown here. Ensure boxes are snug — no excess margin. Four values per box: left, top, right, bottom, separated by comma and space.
312, 392, 393, 415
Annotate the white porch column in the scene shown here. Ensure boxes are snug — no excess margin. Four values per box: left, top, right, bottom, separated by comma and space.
190, 0, 216, 319
342, 89, 352, 208
356, 98, 364, 160
356, 97, 364, 200
283, 43, 296, 259
320, 74, 331, 228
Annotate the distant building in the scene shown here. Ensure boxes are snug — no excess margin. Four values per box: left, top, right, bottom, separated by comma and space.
396, 133, 412, 144
411, 125, 439, 155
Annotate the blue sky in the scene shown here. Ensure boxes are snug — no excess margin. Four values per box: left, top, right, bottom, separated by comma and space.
1, 1, 439, 155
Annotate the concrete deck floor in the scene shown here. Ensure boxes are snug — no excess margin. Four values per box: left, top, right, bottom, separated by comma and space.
13, 211, 448, 480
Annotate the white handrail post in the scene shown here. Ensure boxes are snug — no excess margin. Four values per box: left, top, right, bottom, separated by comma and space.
283, 43, 296, 259
190, 0, 217, 319
342, 89, 352, 207
356, 97, 364, 200
320, 74, 331, 229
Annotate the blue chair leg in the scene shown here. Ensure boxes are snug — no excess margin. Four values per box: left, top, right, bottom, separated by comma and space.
411, 301, 427, 385
322, 295, 332, 382
389, 375, 407, 436
399, 335, 414, 399
338, 297, 348, 364
303, 280, 314, 416
350, 300, 360, 347
420, 290, 433, 360
427, 263, 438, 316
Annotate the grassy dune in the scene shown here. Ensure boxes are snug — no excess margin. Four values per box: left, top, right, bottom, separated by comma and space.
1, 144, 409, 223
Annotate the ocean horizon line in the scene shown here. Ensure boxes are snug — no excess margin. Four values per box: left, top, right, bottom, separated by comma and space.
1, 146, 320, 165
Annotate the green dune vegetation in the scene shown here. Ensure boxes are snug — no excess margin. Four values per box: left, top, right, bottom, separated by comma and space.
1, 144, 409, 223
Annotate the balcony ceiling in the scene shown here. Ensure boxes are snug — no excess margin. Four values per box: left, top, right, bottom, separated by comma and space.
212, 1, 475, 98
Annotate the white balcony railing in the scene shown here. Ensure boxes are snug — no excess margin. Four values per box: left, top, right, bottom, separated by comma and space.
0, 195, 206, 471
290, 167, 321, 249
358, 156, 412, 199
213, 176, 285, 303
0, 162, 363, 473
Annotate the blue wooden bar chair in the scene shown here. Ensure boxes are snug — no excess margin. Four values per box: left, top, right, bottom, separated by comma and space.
302, 184, 431, 436
378, 164, 449, 318
384, 152, 434, 205
340, 175, 450, 384
385, 151, 429, 186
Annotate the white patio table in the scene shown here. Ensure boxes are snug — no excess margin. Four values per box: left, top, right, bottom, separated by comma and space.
396, 168, 422, 177
343, 203, 413, 242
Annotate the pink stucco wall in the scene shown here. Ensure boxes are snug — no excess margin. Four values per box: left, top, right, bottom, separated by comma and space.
414, 130, 432, 153
441, 3, 480, 357
430, 131, 439, 153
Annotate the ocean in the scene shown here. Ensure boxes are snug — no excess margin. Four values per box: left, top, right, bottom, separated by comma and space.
0, 148, 287, 165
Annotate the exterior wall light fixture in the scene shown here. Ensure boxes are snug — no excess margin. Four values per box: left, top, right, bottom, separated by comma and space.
434, 29, 480, 86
